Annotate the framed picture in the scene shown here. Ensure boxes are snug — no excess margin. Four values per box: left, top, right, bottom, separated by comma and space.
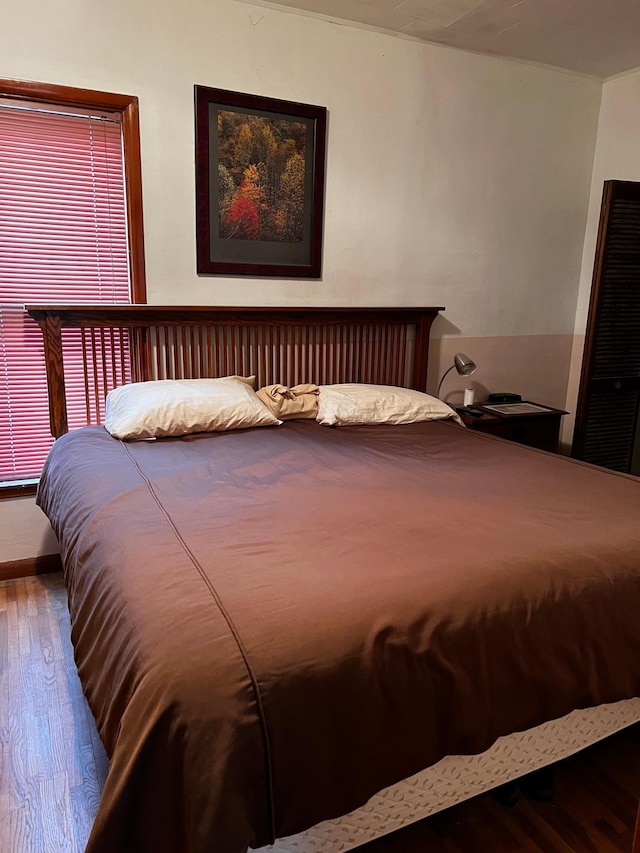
195, 85, 327, 278
480, 402, 562, 416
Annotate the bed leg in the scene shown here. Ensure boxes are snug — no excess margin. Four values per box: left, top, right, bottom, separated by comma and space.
632, 801, 640, 853
521, 766, 555, 802
492, 766, 555, 808
492, 780, 521, 807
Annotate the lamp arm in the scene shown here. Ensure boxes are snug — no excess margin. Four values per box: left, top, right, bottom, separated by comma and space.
436, 364, 455, 399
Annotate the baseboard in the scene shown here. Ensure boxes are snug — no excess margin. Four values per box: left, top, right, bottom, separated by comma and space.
0, 553, 62, 582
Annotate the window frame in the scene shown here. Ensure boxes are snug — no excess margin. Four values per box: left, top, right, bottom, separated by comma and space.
0, 78, 147, 499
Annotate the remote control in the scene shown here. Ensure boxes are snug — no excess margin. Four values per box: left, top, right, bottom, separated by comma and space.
460, 406, 485, 418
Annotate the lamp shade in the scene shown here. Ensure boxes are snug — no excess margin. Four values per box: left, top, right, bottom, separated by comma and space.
453, 352, 477, 377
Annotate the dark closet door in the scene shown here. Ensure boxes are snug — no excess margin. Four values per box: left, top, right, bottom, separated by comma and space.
572, 180, 640, 474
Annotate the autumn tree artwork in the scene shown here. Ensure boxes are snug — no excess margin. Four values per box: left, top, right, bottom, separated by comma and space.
195, 85, 326, 276
217, 110, 307, 244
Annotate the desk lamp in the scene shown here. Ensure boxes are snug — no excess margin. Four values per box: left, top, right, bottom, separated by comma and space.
436, 352, 477, 399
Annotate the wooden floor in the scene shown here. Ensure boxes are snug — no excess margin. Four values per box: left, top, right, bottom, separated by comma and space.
1, 573, 640, 853
0, 573, 107, 853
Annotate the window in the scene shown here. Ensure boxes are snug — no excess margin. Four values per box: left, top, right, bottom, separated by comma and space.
0, 81, 145, 495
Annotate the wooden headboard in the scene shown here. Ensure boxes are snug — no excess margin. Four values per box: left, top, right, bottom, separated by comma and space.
26, 305, 444, 438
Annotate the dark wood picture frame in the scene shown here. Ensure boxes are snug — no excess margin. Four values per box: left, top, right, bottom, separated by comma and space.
479, 401, 566, 418
195, 85, 326, 278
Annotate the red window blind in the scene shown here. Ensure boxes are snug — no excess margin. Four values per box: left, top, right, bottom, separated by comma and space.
0, 103, 130, 483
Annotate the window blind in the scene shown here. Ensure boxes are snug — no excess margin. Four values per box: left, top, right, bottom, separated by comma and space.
0, 104, 130, 483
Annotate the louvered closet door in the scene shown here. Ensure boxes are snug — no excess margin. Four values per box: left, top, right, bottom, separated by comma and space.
573, 180, 640, 473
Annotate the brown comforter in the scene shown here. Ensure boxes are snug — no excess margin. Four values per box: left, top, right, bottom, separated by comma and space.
37, 420, 640, 853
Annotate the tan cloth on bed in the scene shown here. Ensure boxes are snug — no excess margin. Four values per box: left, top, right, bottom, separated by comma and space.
257, 383, 319, 420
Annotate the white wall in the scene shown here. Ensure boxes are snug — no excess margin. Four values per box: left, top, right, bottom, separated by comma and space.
0, 0, 602, 559
0, 498, 58, 563
574, 68, 640, 335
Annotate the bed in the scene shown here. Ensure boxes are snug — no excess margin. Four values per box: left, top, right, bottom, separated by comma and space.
28, 305, 640, 853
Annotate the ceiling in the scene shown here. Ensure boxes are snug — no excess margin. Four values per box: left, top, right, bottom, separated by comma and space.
238, 0, 640, 78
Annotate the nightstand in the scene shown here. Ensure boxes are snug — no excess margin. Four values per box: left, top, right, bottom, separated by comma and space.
456, 402, 568, 453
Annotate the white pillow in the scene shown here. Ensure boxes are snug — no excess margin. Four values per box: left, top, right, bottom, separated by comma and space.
316, 383, 463, 427
104, 377, 280, 440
